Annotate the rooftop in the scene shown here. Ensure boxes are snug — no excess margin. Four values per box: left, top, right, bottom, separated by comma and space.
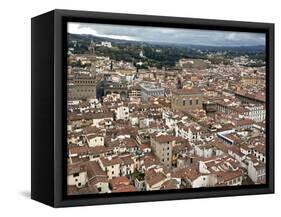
172, 87, 202, 95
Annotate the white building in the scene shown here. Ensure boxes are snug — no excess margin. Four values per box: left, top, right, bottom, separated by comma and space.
99, 156, 121, 179
244, 104, 265, 122
194, 144, 214, 158
100, 41, 112, 48
247, 160, 266, 183
120, 155, 135, 176
67, 163, 88, 188
116, 105, 129, 120
176, 124, 202, 142
185, 174, 215, 188
86, 134, 104, 147
92, 113, 114, 127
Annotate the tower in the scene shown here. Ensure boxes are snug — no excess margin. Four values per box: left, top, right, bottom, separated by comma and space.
110, 60, 113, 71
177, 76, 183, 89
88, 41, 96, 78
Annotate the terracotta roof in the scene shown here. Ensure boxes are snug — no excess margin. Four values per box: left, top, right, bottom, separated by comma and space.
109, 176, 130, 189
112, 185, 137, 193
229, 146, 244, 158
67, 162, 87, 175
172, 87, 202, 95
92, 112, 114, 119
141, 154, 160, 167
254, 144, 266, 155
100, 156, 122, 167
234, 118, 254, 127
161, 179, 178, 190
87, 161, 106, 179
209, 140, 229, 153
120, 155, 135, 165
217, 170, 243, 182
88, 146, 113, 155
145, 169, 167, 187
69, 145, 88, 155
88, 176, 109, 186
172, 167, 200, 181
83, 126, 101, 135
153, 135, 176, 143
68, 113, 95, 121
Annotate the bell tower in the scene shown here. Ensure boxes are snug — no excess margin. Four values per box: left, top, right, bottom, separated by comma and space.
177, 76, 183, 89
88, 41, 96, 78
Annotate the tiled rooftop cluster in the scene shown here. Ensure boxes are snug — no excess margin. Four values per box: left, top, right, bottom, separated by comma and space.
66, 43, 266, 195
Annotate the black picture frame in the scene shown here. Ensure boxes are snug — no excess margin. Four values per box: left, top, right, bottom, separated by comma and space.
31, 9, 274, 207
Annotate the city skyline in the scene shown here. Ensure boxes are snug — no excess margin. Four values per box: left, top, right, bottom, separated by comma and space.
67, 24, 266, 196
68, 22, 265, 47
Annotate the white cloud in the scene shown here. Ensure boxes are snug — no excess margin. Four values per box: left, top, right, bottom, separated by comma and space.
68, 22, 139, 41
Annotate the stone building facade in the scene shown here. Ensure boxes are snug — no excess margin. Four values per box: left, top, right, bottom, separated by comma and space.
151, 135, 175, 168
68, 41, 97, 100
171, 88, 203, 111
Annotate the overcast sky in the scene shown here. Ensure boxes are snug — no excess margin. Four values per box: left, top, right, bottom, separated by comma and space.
68, 22, 265, 47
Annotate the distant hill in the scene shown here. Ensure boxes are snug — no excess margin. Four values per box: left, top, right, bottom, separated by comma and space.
68, 33, 265, 69
68, 33, 265, 52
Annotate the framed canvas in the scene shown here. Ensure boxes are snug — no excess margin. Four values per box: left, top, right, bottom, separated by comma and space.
31, 9, 274, 207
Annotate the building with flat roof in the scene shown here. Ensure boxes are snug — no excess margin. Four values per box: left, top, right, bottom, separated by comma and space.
140, 84, 165, 101
171, 88, 203, 111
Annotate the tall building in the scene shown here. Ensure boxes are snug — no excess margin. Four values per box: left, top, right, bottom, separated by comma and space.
176, 76, 183, 89
151, 135, 175, 168
88, 41, 97, 79
68, 41, 97, 100
171, 87, 203, 111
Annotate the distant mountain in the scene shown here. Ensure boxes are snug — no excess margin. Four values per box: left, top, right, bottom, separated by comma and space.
68, 33, 265, 53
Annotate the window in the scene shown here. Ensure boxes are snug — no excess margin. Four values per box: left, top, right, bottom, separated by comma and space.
73, 173, 79, 177
190, 99, 192, 105
98, 187, 102, 192
112, 171, 114, 174
78, 183, 81, 187
183, 100, 186, 106
196, 99, 199, 105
